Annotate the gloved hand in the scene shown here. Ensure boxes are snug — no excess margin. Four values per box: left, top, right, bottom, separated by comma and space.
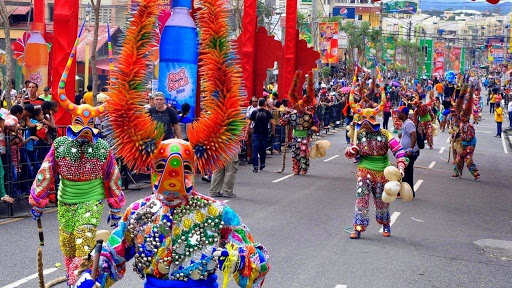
212, 246, 245, 274
75, 269, 100, 288
31, 206, 43, 220
106, 208, 122, 228
344, 146, 359, 159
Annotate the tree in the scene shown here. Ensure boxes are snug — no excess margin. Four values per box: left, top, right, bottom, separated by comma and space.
297, 11, 309, 34
340, 21, 382, 74
395, 39, 422, 78
0, 2, 14, 108
90, 0, 102, 106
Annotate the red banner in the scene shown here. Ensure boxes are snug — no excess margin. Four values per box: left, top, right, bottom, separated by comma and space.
52, 0, 79, 126
433, 41, 445, 75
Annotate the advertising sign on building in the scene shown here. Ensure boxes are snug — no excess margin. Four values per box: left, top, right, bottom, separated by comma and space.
450, 46, 462, 72
487, 37, 505, 64
383, 1, 418, 15
433, 41, 445, 75
419, 39, 433, 78
332, 7, 356, 19
319, 22, 339, 64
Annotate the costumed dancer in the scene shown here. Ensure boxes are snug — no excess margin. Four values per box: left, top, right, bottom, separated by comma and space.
413, 92, 435, 149
279, 71, 320, 175
75, 0, 269, 287
452, 85, 480, 180
28, 20, 126, 285
344, 65, 408, 239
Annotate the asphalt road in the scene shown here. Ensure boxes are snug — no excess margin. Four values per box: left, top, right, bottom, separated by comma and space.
0, 111, 511, 288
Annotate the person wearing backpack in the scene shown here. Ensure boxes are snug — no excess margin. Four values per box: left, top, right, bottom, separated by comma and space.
396, 106, 419, 197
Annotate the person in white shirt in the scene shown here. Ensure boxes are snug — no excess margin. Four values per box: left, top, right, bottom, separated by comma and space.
245, 97, 259, 162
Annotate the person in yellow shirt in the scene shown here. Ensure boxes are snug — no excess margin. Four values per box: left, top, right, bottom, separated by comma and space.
489, 92, 496, 114
495, 102, 503, 138
82, 84, 93, 106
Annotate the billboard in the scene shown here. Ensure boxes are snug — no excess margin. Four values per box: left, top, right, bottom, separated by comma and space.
332, 7, 356, 19
383, 1, 418, 15
450, 46, 462, 72
460, 47, 466, 73
319, 22, 339, 64
419, 39, 433, 78
487, 37, 505, 64
433, 41, 445, 75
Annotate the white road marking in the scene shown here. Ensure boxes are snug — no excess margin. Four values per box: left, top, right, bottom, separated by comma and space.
414, 179, 424, 191
439, 147, 445, 154
272, 174, 294, 183
411, 217, 424, 222
324, 155, 340, 162
428, 161, 436, 169
475, 130, 492, 134
502, 133, 509, 154
335, 285, 348, 288
379, 212, 401, 233
2, 268, 58, 288
446, 137, 450, 143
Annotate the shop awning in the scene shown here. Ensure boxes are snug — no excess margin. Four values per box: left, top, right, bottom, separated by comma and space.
76, 25, 119, 62
12, 6, 31, 15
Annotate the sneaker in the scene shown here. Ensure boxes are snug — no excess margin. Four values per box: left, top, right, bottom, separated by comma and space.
382, 225, 391, 237
202, 176, 211, 183
474, 172, 480, 181
259, 164, 265, 170
223, 193, 236, 198
451, 174, 461, 179
253, 168, 258, 173
209, 192, 223, 197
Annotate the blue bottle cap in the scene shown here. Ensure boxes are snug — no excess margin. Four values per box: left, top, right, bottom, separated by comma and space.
171, 0, 192, 9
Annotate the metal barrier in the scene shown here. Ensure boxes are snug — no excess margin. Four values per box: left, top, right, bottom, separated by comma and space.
1, 125, 149, 218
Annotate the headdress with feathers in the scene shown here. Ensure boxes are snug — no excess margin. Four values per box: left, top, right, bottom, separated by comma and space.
106, 0, 245, 175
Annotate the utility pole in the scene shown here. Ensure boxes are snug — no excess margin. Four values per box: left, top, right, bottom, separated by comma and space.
408, 20, 412, 41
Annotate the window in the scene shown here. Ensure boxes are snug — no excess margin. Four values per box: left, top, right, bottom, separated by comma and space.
356, 14, 363, 20
48, 4, 54, 22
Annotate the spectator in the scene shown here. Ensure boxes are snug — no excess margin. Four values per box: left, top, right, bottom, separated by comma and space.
489, 90, 496, 114
145, 93, 155, 110
508, 96, 512, 128
383, 96, 392, 130
178, 103, 192, 141
24, 82, 45, 106
271, 103, 281, 154
209, 152, 239, 198
75, 89, 84, 105
22, 104, 41, 177
245, 97, 258, 162
1, 79, 17, 108
22, 80, 31, 96
396, 106, 418, 198
41, 87, 52, 101
0, 113, 14, 203
96, 87, 109, 104
41, 101, 57, 144
495, 102, 503, 138
148, 92, 182, 140
250, 98, 274, 173
82, 84, 94, 106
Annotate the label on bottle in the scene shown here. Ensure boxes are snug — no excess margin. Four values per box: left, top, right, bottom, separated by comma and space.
158, 62, 197, 118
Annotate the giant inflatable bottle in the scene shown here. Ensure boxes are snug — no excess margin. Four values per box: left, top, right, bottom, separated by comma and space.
158, 0, 198, 119
24, 22, 49, 91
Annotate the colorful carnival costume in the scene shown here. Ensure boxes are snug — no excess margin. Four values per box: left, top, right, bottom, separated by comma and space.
28, 20, 126, 285
344, 66, 408, 239
413, 93, 435, 149
75, 0, 269, 287
452, 86, 480, 180
280, 71, 319, 175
